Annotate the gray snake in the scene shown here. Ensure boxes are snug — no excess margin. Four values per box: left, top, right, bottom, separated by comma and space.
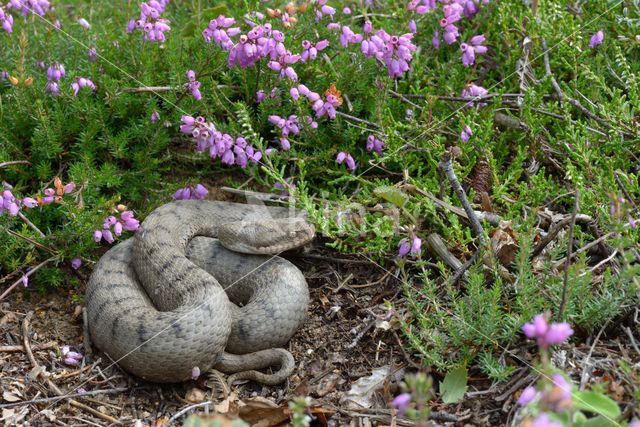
85, 200, 314, 384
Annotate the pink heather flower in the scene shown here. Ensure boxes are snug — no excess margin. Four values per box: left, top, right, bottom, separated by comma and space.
366, 135, 385, 154
94, 211, 139, 243
185, 70, 202, 100
7, 0, 51, 17
461, 83, 489, 107
0, 7, 14, 33
61, 346, 83, 366
47, 63, 65, 81
342, 7, 351, 14
391, 393, 411, 417
398, 235, 422, 257
77, 18, 90, 29
460, 34, 487, 66
432, 30, 440, 49
408, 20, 417, 33
336, 151, 356, 171
88, 47, 97, 62
71, 258, 82, 270
267, 51, 301, 81
517, 386, 538, 406
71, 77, 96, 96
589, 30, 604, 48
21, 274, 28, 287
522, 314, 574, 348
21, 197, 38, 208
191, 366, 200, 380
300, 39, 329, 63
43, 81, 58, 97
407, 0, 437, 14
130, 1, 171, 43
460, 125, 472, 142
151, 111, 160, 123
629, 420, 640, 427
178, 115, 262, 168
532, 413, 562, 427
255, 90, 266, 102
1, 190, 20, 216
202, 15, 239, 50
173, 184, 208, 200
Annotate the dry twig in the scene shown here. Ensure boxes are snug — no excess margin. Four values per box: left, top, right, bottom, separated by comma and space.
21, 312, 122, 425
438, 153, 486, 283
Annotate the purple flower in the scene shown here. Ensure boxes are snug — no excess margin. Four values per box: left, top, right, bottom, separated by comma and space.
0, 7, 14, 33
460, 125, 473, 142
88, 47, 97, 63
432, 30, 440, 49
173, 184, 208, 200
7, 0, 51, 17
151, 111, 160, 123
47, 63, 65, 81
1, 190, 20, 216
391, 393, 411, 416
71, 77, 96, 96
94, 210, 139, 243
336, 151, 356, 171
21, 274, 28, 288
408, 20, 417, 33
21, 197, 38, 208
461, 83, 489, 107
267, 51, 301, 81
589, 30, 604, 48
517, 386, 538, 406
300, 39, 329, 63
71, 258, 82, 270
202, 15, 239, 50
460, 34, 487, 66
629, 419, 640, 427
407, 0, 437, 14
255, 90, 266, 102
191, 366, 200, 380
129, 1, 171, 43
366, 135, 385, 154
532, 413, 562, 427
61, 345, 83, 366
522, 314, 574, 348
398, 235, 422, 257
185, 70, 202, 100
77, 18, 90, 29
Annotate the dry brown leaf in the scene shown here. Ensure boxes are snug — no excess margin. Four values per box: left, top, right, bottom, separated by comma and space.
490, 221, 519, 267
2, 391, 22, 403
185, 387, 207, 403
238, 397, 288, 426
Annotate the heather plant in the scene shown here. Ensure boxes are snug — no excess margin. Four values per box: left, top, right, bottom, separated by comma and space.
0, 0, 638, 395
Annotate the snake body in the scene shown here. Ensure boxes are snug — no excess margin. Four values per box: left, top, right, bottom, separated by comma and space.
86, 200, 314, 383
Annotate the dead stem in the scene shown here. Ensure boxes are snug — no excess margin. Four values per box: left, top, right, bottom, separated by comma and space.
558, 190, 579, 321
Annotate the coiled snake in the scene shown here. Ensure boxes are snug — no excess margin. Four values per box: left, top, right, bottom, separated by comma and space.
86, 200, 314, 384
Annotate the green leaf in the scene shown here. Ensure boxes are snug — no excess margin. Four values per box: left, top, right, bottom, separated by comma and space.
578, 415, 619, 427
201, 5, 228, 21
573, 391, 621, 420
373, 185, 408, 208
439, 366, 468, 404
181, 22, 197, 37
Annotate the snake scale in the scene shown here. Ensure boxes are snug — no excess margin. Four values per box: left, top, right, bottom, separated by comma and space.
86, 200, 315, 384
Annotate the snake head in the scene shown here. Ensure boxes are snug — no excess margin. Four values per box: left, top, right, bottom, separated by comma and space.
218, 217, 315, 254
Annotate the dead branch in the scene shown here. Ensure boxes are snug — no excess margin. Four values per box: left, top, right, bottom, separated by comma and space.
438, 153, 486, 283
558, 190, 579, 320
0, 257, 57, 302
